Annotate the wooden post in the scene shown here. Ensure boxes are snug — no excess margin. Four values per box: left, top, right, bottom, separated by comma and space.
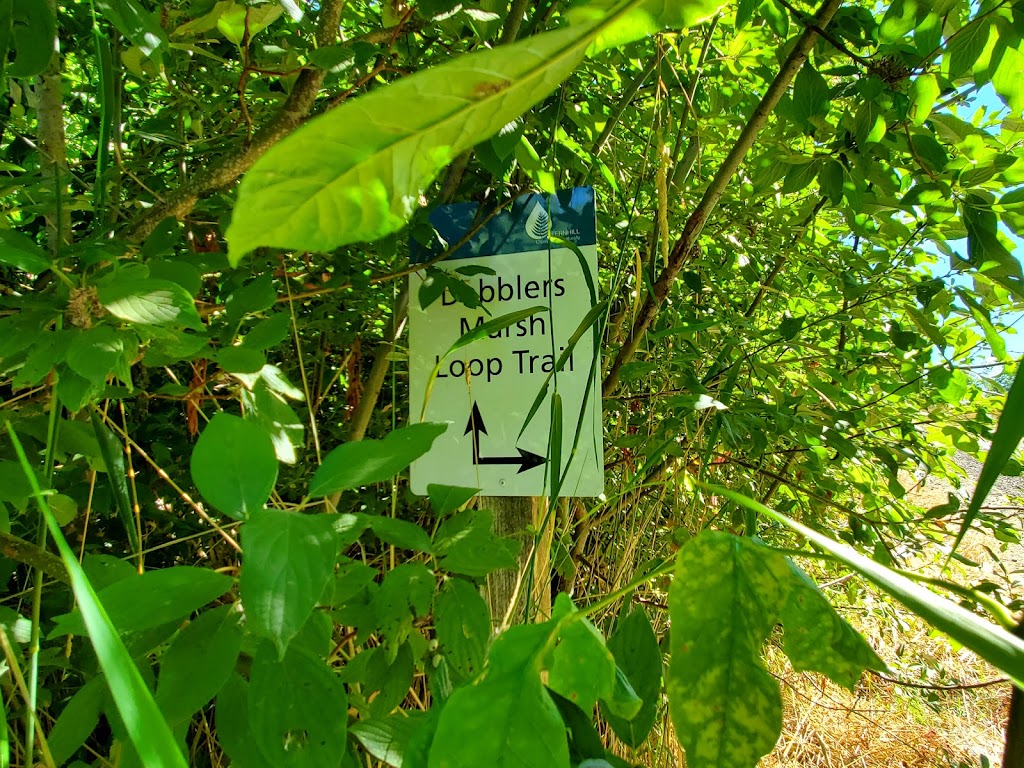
483, 495, 553, 628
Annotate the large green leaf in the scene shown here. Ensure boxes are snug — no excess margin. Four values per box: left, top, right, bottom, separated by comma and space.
190, 413, 278, 520
49, 566, 234, 638
6, 425, 188, 768
373, 563, 436, 649
433, 509, 521, 578
155, 604, 243, 724
548, 594, 616, 713
309, 423, 446, 497
434, 578, 491, 683
95, 0, 168, 65
708, 484, 1024, 687
226, 0, 716, 260
351, 714, 430, 768
98, 277, 203, 329
242, 379, 305, 464
667, 532, 786, 768
248, 643, 348, 768
0, 228, 50, 273
216, 674, 274, 768
952, 357, 1024, 555
428, 624, 570, 768
600, 608, 662, 747
565, 0, 723, 53
47, 678, 105, 765
777, 560, 885, 689
8, 0, 56, 78
241, 508, 340, 657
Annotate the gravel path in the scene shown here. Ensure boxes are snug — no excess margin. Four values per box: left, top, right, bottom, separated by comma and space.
952, 450, 1024, 504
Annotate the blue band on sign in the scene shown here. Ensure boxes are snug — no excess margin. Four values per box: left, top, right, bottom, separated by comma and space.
411, 187, 596, 263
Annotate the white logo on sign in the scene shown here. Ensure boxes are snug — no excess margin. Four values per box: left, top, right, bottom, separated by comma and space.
525, 201, 549, 240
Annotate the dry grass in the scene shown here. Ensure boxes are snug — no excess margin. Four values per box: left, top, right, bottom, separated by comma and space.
759, 470, 1020, 768
763, 622, 1009, 768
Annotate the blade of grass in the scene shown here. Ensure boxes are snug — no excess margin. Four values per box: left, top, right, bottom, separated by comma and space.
90, 410, 139, 555
6, 424, 189, 768
951, 357, 1024, 557
704, 481, 1024, 688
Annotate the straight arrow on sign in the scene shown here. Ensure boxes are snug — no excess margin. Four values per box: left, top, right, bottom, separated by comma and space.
464, 402, 546, 474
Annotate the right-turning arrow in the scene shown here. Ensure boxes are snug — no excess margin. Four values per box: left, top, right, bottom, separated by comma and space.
464, 402, 547, 474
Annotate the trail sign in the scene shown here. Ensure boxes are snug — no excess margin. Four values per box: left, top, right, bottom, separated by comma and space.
408, 187, 603, 497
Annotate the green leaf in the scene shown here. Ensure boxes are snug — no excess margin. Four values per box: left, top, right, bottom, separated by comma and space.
373, 563, 435, 649
600, 608, 661, 747
217, 674, 275, 768
705, 484, 1024, 687
225, 275, 277, 324
90, 412, 138, 553
908, 73, 941, 126
361, 643, 417, 719
155, 605, 243, 724
309, 423, 446, 497
878, 0, 918, 44
434, 578, 491, 683
216, 345, 267, 374
98, 278, 203, 329
667, 531, 786, 768
566, 0, 722, 54
49, 566, 234, 638
363, 514, 434, 553
963, 195, 1015, 267
48, 678, 105, 766
0, 228, 49, 273
227, 1, 687, 260
548, 594, 616, 713
248, 643, 348, 768
433, 509, 521, 578
66, 327, 137, 388
8, 423, 187, 768
242, 312, 292, 350
426, 484, 480, 516
241, 508, 340, 657
216, 2, 283, 44
48, 493, 78, 526
947, 17, 993, 79
95, 0, 168, 65
190, 413, 278, 520
351, 714, 430, 768
141, 217, 183, 260
8, 0, 56, 78
428, 624, 569, 768
853, 102, 886, 146
909, 133, 948, 175
955, 287, 1007, 361
953, 357, 1024, 556
243, 381, 305, 464
778, 560, 885, 689
992, 43, 1024, 114
792, 62, 830, 124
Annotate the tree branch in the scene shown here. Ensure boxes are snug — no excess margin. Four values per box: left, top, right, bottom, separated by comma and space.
601, 0, 844, 398
124, 0, 347, 243
0, 531, 69, 585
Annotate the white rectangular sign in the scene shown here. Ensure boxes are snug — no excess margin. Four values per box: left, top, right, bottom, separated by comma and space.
408, 188, 603, 497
